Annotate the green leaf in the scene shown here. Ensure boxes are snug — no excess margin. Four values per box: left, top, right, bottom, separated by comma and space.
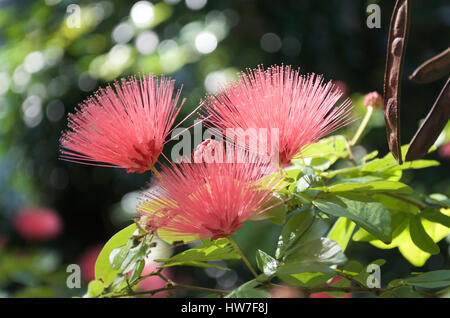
278, 272, 334, 288
225, 275, 270, 298
85, 280, 104, 298
362, 150, 378, 162
295, 135, 347, 158
275, 208, 315, 259
250, 193, 287, 225
157, 229, 200, 245
409, 216, 440, 255
110, 241, 133, 270
327, 217, 356, 252
305, 157, 332, 171
117, 237, 153, 274
128, 259, 146, 285
256, 250, 278, 276
359, 209, 450, 266
156, 238, 240, 267
95, 223, 137, 287
373, 194, 420, 215
362, 157, 397, 172
296, 167, 321, 192
383, 160, 440, 173
420, 208, 450, 228
426, 193, 450, 208
406, 270, 450, 288
158, 260, 230, 270
277, 238, 347, 275
349, 259, 386, 288
288, 214, 330, 251
392, 286, 422, 298
316, 180, 413, 194
282, 166, 302, 180
314, 198, 392, 243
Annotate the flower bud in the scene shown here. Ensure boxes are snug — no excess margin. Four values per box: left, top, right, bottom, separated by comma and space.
363, 91, 383, 110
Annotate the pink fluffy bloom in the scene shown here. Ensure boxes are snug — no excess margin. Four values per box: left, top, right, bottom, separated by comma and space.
138, 151, 281, 241
203, 65, 353, 166
13, 207, 63, 242
193, 139, 224, 163
60, 74, 184, 173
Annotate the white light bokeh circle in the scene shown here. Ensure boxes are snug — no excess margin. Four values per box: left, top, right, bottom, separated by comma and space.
260, 32, 282, 53
186, 0, 207, 10
24, 51, 45, 73
195, 31, 217, 54
135, 31, 159, 55
112, 22, 135, 44
130, 1, 154, 28
22, 95, 43, 127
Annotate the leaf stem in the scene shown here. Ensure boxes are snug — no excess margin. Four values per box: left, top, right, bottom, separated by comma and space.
381, 192, 428, 210
350, 105, 374, 146
228, 237, 259, 278
106, 281, 229, 298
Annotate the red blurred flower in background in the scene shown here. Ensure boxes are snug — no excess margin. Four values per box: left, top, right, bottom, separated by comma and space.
309, 277, 352, 298
13, 207, 63, 242
438, 142, 450, 160
137, 262, 172, 298
78, 244, 103, 282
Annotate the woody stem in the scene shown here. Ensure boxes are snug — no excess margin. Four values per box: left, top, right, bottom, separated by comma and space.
228, 237, 258, 278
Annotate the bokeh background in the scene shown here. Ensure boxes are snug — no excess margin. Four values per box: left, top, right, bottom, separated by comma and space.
0, 0, 449, 297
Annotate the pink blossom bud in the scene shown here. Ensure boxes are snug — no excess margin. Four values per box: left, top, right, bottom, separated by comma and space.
363, 91, 383, 110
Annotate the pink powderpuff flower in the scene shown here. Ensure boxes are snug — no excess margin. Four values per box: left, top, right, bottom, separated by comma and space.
193, 139, 224, 163
13, 207, 63, 242
60, 74, 184, 173
138, 151, 282, 241
202, 65, 353, 166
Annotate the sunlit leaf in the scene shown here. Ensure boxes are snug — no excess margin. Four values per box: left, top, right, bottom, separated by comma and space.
95, 223, 137, 287
314, 197, 392, 243
327, 217, 356, 252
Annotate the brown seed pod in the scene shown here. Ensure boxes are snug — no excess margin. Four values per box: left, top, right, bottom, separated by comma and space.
405, 77, 450, 161
409, 47, 450, 84
383, 0, 411, 164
